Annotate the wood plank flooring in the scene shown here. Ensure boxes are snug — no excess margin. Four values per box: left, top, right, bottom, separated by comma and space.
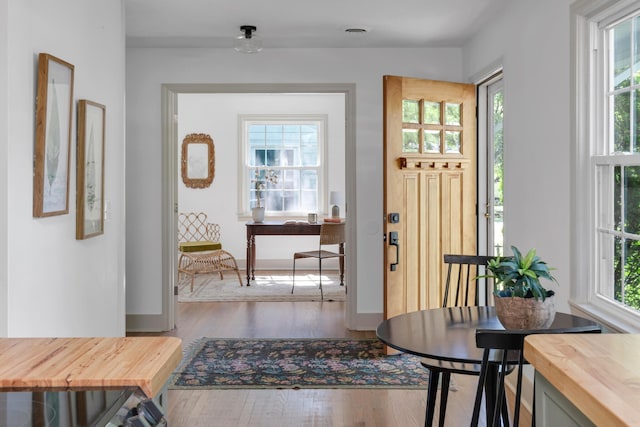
129, 298, 481, 426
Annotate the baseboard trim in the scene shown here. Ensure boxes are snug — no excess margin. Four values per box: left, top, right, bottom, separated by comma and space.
505, 367, 534, 425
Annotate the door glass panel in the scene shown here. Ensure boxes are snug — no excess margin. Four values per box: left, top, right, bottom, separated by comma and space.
402, 100, 420, 123
445, 103, 461, 125
402, 129, 419, 152
424, 130, 441, 153
487, 80, 504, 256
423, 101, 441, 124
445, 131, 461, 153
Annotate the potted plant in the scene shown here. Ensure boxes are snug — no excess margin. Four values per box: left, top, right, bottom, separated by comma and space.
484, 246, 558, 329
251, 169, 278, 223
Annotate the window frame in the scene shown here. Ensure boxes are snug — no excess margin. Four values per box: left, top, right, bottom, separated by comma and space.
572, 0, 640, 332
238, 114, 328, 218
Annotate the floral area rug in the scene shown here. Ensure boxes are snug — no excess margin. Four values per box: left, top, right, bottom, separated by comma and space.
169, 338, 431, 389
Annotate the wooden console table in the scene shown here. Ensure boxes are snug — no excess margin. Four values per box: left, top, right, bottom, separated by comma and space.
245, 220, 344, 286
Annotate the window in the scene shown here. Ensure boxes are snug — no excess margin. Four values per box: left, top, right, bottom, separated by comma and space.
240, 115, 327, 216
574, 1, 640, 330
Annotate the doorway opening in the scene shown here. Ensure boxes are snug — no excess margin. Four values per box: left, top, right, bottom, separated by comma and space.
161, 84, 357, 329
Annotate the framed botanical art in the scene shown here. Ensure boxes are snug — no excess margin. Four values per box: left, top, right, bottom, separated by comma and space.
33, 53, 75, 217
76, 100, 106, 240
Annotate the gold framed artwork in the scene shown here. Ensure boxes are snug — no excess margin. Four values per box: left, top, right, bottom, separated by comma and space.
76, 100, 105, 240
181, 133, 215, 189
33, 53, 75, 217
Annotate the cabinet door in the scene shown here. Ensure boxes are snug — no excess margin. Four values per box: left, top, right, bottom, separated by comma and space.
535, 372, 596, 427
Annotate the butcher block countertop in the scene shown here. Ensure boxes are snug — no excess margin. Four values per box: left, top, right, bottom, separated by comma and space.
0, 337, 182, 397
524, 334, 640, 427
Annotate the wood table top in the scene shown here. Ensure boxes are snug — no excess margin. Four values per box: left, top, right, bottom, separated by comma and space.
524, 333, 640, 427
0, 337, 182, 397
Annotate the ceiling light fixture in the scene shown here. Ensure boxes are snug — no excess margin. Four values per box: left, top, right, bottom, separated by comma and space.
234, 25, 263, 54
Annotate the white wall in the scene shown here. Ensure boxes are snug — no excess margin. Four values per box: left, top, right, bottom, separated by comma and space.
126, 47, 462, 323
463, 0, 573, 312
1, 0, 126, 337
0, 0, 8, 336
177, 93, 345, 265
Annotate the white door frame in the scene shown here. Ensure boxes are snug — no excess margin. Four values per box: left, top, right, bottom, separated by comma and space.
160, 83, 357, 329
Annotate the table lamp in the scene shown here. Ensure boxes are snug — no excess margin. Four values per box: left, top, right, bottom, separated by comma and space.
329, 191, 343, 218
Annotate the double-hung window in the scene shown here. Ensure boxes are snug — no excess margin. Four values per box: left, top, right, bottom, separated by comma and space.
240, 115, 327, 217
575, 1, 640, 329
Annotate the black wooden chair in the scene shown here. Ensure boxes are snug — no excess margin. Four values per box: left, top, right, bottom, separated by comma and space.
420, 254, 503, 426
470, 327, 602, 427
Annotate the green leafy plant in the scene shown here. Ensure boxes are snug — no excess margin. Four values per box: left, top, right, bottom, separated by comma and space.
485, 246, 557, 300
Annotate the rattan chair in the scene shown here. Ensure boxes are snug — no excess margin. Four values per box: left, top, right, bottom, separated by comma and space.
178, 212, 242, 291
291, 222, 345, 300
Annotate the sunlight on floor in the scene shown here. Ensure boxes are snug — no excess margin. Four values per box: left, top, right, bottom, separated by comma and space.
253, 273, 337, 288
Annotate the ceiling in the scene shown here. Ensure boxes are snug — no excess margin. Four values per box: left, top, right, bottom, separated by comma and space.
125, 0, 509, 49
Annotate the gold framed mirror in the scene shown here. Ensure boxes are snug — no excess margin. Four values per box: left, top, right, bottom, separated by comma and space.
181, 133, 215, 188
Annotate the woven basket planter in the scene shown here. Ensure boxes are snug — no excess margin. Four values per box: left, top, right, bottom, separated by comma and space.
494, 295, 556, 329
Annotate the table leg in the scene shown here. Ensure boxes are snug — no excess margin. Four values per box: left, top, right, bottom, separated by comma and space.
246, 234, 254, 286
339, 242, 345, 286
425, 370, 439, 426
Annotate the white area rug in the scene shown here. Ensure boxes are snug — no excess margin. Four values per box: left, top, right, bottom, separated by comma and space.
178, 272, 346, 302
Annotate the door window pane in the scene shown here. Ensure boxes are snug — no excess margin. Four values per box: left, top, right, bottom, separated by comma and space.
402, 100, 420, 123
402, 129, 419, 152
424, 130, 441, 153
424, 101, 441, 124
445, 131, 461, 153
445, 103, 461, 125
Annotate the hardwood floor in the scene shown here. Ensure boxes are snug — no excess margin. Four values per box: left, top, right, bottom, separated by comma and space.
130, 300, 481, 426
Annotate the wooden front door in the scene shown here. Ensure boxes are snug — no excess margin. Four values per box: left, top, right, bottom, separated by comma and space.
383, 76, 477, 321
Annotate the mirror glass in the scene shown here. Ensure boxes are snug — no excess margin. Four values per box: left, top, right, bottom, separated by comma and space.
181, 133, 214, 188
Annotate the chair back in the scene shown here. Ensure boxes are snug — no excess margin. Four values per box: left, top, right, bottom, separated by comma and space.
442, 254, 497, 307
319, 222, 345, 246
471, 327, 601, 427
178, 212, 221, 243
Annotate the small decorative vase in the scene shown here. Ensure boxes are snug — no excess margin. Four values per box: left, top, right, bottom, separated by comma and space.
252, 207, 265, 223
494, 295, 556, 329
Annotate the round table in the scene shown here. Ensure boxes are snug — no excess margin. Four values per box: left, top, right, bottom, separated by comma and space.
376, 306, 601, 426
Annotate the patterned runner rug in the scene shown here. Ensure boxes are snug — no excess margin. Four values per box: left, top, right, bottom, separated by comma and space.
169, 338, 430, 389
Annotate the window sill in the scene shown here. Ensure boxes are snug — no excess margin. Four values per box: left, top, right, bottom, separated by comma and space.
569, 300, 640, 333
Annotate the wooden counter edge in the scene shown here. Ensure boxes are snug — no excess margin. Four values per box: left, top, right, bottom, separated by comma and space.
523, 335, 628, 427
140, 336, 183, 397
0, 337, 183, 398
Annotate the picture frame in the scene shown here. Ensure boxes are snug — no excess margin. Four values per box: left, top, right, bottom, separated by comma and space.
76, 100, 106, 240
33, 53, 75, 217
181, 133, 215, 188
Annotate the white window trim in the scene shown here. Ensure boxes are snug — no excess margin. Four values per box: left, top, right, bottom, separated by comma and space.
572, 0, 640, 333
237, 114, 328, 218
